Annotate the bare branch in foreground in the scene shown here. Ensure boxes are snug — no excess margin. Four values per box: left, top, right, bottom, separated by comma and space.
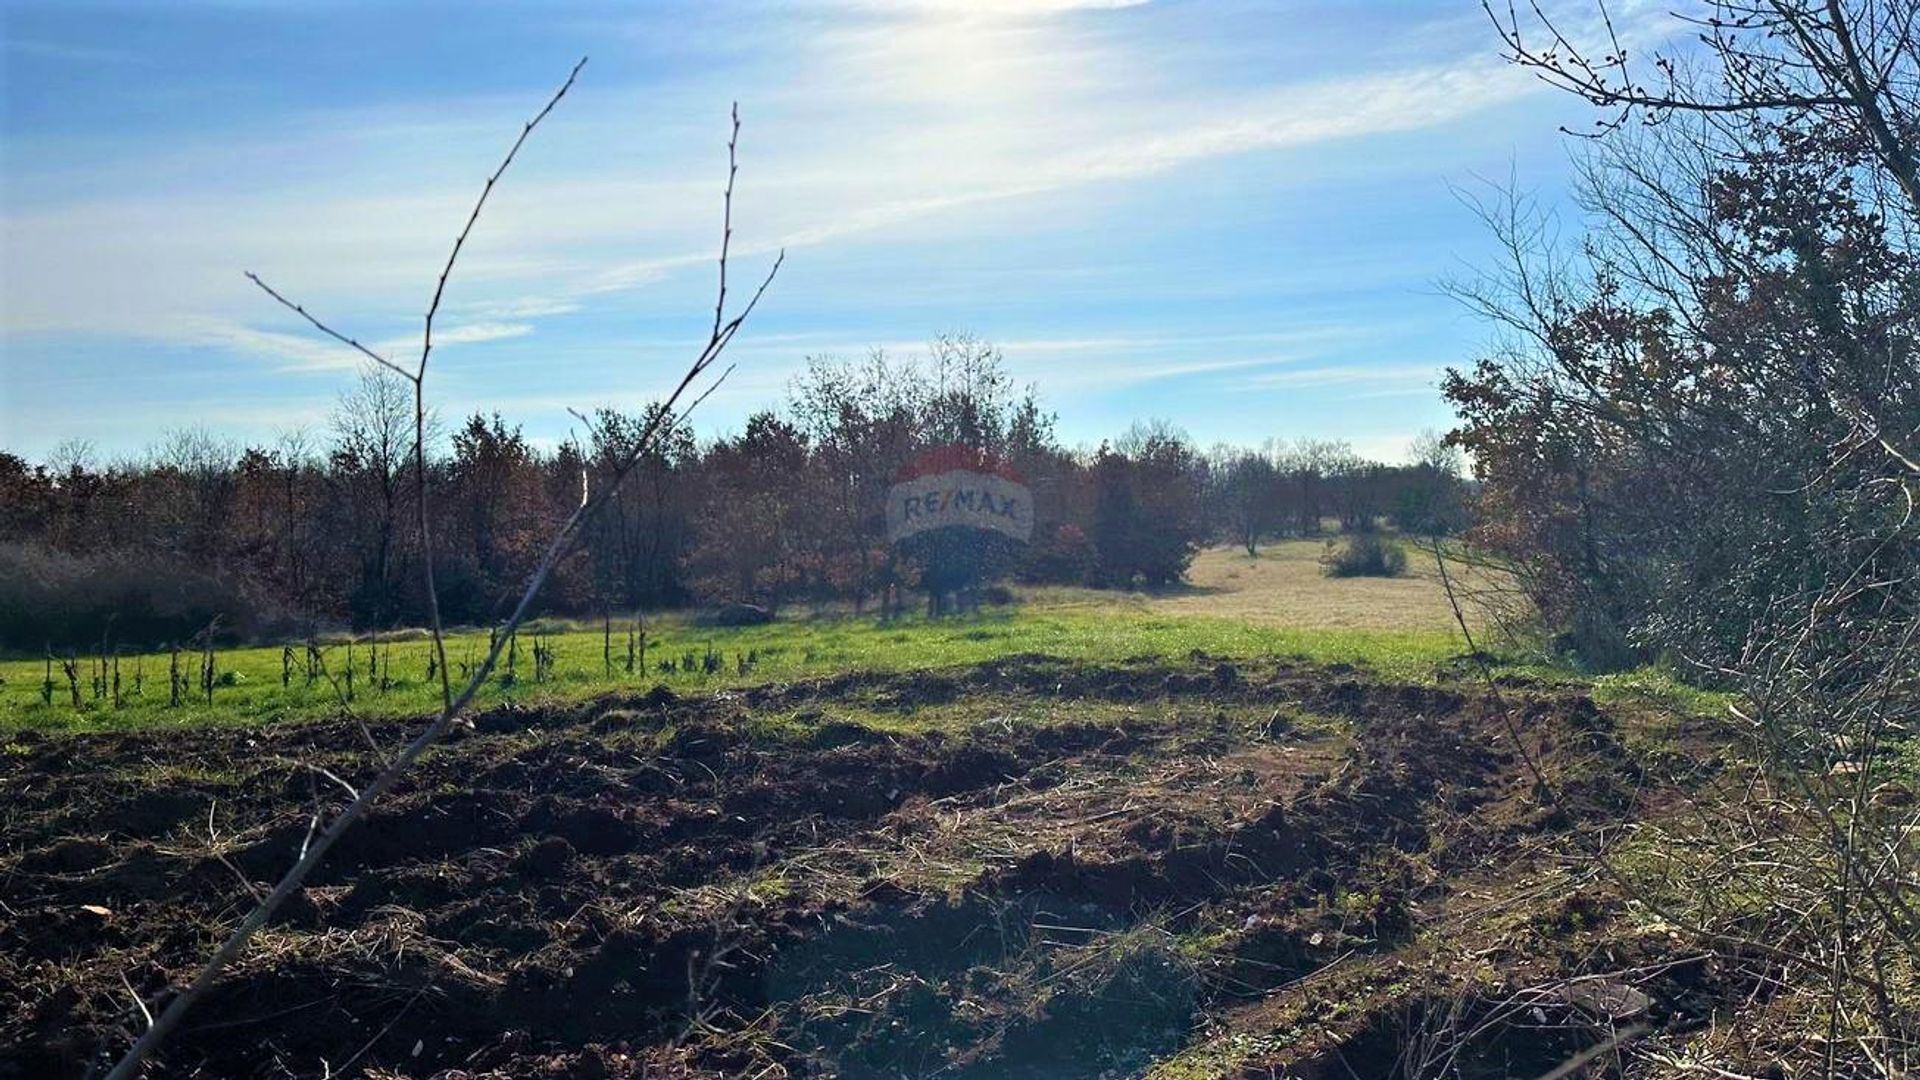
244, 271, 412, 384
104, 62, 780, 1080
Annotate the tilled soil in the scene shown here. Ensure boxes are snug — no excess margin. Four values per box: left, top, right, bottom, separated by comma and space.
1, 656, 1695, 1078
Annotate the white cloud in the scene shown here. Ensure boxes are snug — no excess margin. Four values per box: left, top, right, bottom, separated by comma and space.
426, 321, 536, 349
3, 38, 141, 64
1, 0, 1541, 367
171, 315, 535, 373
687, 326, 1388, 395
835, 0, 1149, 13
456, 296, 582, 320
1, 0, 1589, 468
1241, 362, 1442, 390
170, 318, 368, 373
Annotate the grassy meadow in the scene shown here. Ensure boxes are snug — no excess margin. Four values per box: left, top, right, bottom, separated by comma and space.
0, 540, 1522, 733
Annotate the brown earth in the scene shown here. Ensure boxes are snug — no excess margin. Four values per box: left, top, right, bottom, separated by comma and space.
0, 656, 1724, 1078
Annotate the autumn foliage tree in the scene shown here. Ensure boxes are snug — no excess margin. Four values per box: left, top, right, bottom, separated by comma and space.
1448, 2, 1920, 1068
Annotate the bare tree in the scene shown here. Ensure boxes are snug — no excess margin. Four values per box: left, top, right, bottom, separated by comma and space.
1486, 1, 1920, 209
151, 426, 238, 567
104, 62, 781, 1080
329, 367, 413, 621
274, 427, 318, 603
46, 437, 96, 480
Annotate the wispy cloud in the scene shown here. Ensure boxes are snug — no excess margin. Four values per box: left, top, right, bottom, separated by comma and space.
176, 316, 535, 373
839, 0, 1151, 12
0, 0, 1596, 458
1241, 362, 1442, 390
3, 37, 140, 65
171, 319, 363, 373
456, 296, 582, 320
427, 321, 536, 350
2, 2, 1536, 364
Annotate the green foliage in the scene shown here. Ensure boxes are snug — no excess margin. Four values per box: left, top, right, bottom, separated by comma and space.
1092, 425, 1205, 586
1320, 534, 1407, 579
1590, 667, 1730, 718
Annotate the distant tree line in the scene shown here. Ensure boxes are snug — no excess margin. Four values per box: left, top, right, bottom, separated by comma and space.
0, 334, 1464, 650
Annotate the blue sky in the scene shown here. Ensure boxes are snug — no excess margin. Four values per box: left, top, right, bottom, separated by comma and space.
1, 0, 1629, 464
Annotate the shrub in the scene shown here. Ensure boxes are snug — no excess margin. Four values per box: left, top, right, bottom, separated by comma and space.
0, 543, 278, 652
1321, 534, 1406, 578
1017, 523, 1099, 586
1089, 439, 1203, 587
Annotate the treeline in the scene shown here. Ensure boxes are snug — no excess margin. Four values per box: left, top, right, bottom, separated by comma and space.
0, 335, 1463, 650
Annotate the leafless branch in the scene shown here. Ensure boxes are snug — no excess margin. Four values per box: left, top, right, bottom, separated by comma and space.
243, 272, 413, 383
103, 60, 781, 1080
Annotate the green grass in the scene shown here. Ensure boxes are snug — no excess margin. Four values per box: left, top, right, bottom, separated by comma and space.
1591, 667, 1733, 718
0, 606, 1473, 734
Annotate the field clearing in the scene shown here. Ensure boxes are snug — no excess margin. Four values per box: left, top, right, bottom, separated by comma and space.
0, 540, 1754, 1078
0, 542, 1513, 734
1035, 539, 1518, 633
1, 654, 1713, 1078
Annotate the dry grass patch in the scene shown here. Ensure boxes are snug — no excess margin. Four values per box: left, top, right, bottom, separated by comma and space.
1031, 540, 1519, 634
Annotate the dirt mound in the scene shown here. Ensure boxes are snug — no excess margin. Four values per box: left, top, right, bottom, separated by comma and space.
0, 656, 1667, 1078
